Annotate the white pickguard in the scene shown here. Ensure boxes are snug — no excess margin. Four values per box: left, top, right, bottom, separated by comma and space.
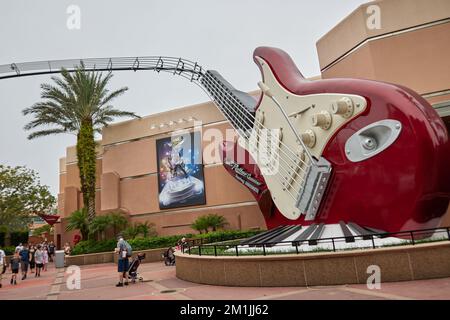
238, 56, 367, 220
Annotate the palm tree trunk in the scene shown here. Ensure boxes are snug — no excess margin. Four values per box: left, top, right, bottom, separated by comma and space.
76, 120, 97, 222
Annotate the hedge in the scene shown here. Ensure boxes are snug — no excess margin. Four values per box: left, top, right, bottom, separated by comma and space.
71, 229, 262, 255
3, 246, 16, 255
0, 230, 29, 247
10, 231, 29, 246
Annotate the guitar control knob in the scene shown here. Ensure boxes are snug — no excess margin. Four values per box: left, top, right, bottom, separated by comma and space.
332, 97, 354, 118
301, 130, 316, 148
311, 111, 332, 130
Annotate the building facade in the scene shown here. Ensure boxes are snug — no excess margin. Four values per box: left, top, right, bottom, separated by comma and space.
54, 98, 267, 247
54, 0, 450, 247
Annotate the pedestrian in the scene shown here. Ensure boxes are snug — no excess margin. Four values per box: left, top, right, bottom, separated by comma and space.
34, 245, 44, 277
19, 244, 30, 280
15, 243, 23, 252
0, 247, 5, 288
29, 245, 36, 273
48, 242, 55, 262
64, 242, 71, 256
10, 250, 21, 285
115, 235, 131, 287
42, 247, 49, 271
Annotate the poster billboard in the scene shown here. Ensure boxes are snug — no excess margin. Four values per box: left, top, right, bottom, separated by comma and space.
156, 131, 206, 209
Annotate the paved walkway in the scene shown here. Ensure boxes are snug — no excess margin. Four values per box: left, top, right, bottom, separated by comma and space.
1, 261, 450, 300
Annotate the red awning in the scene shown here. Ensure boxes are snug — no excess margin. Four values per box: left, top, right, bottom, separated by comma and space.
38, 214, 60, 226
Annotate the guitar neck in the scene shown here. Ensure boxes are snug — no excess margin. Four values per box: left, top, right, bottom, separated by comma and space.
201, 70, 256, 137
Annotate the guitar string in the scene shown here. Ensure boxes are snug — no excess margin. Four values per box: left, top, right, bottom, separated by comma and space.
202, 72, 312, 175
202, 74, 310, 198
202, 75, 310, 185
202, 75, 307, 199
202, 75, 308, 188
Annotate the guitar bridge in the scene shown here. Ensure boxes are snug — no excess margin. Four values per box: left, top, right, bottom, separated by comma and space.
295, 157, 332, 220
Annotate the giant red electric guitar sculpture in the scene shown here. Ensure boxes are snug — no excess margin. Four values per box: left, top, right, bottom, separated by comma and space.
1, 48, 449, 235
201, 46, 450, 234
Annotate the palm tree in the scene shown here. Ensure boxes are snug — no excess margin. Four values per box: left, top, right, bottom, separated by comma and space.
88, 215, 111, 240
23, 65, 139, 221
191, 216, 209, 234
109, 211, 128, 236
205, 214, 228, 231
136, 221, 157, 238
65, 209, 89, 240
122, 223, 140, 239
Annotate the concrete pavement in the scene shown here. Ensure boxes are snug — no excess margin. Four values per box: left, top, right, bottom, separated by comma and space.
1, 261, 450, 300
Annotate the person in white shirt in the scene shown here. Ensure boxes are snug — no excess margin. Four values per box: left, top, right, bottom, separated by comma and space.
34, 245, 44, 277
15, 243, 23, 252
0, 248, 5, 288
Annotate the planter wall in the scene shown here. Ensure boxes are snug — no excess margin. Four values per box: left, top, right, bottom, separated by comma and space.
175, 242, 450, 287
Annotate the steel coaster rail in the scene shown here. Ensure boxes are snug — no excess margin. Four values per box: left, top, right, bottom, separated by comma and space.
0, 56, 205, 80
184, 226, 450, 257
0, 56, 242, 120
0, 55, 223, 117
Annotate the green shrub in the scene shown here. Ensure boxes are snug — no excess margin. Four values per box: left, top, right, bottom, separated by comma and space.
32, 224, 52, 236
191, 216, 209, 234
71, 239, 116, 255
70, 229, 262, 255
122, 221, 156, 239
191, 214, 228, 233
2, 246, 16, 255
10, 231, 28, 246
194, 230, 261, 243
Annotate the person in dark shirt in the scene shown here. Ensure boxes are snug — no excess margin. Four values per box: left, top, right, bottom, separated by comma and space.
10, 251, 20, 285
48, 242, 55, 262
19, 244, 30, 280
29, 245, 36, 273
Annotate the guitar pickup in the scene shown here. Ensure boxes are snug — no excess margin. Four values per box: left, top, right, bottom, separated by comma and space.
295, 157, 332, 220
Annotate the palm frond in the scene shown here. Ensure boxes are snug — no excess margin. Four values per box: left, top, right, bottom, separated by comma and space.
27, 128, 68, 140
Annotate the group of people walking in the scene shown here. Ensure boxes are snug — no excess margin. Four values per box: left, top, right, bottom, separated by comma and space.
0, 241, 55, 288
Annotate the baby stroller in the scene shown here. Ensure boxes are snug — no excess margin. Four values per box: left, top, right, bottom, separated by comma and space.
127, 253, 146, 283
162, 247, 175, 266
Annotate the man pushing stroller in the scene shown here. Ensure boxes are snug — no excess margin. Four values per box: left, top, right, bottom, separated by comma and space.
115, 235, 132, 287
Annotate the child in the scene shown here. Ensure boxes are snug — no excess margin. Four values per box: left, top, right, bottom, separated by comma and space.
10, 251, 21, 285
34, 245, 43, 277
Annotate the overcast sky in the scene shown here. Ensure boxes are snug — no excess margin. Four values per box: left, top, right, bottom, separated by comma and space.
0, 0, 368, 195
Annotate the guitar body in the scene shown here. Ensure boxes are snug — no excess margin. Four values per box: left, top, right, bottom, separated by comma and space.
221, 47, 450, 233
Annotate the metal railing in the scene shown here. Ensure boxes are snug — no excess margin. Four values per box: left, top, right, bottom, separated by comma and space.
181, 226, 450, 257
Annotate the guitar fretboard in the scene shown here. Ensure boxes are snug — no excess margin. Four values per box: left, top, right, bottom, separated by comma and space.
201, 70, 256, 137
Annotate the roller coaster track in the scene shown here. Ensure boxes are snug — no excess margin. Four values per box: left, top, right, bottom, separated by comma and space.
0, 56, 256, 134
0, 56, 208, 93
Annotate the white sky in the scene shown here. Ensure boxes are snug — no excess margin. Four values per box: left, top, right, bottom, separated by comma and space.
0, 0, 368, 195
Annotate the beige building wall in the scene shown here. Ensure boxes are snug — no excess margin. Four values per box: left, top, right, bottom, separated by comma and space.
317, 0, 450, 71
55, 100, 266, 247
